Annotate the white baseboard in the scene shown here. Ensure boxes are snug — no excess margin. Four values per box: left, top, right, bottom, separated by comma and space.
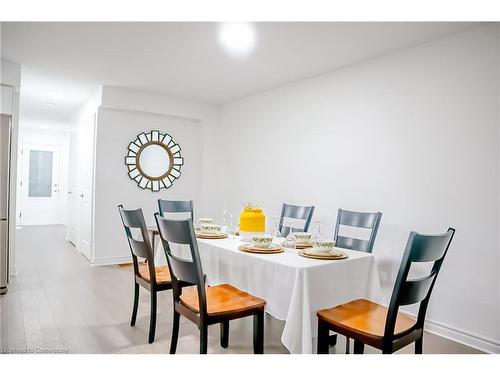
423, 318, 500, 354
91, 255, 131, 266
401, 309, 500, 354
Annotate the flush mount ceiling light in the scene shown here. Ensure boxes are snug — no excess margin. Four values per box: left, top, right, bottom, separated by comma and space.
46, 90, 64, 100
217, 23, 256, 58
44, 102, 56, 106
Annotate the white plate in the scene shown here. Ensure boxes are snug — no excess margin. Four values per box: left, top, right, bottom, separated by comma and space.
305, 248, 340, 256
197, 230, 222, 235
252, 243, 281, 250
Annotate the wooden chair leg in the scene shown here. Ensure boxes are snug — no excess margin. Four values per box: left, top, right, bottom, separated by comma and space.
353, 340, 364, 354
170, 311, 180, 354
131, 283, 139, 326
346, 337, 350, 354
317, 318, 330, 354
200, 325, 208, 354
220, 320, 229, 348
415, 336, 423, 354
253, 310, 264, 354
148, 291, 157, 344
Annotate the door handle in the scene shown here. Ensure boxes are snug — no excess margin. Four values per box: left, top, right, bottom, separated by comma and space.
67, 191, 72, 195
79, 194, 84, 198
53, 190, 59, 193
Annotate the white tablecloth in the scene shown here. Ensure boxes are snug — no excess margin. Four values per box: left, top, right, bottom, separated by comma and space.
154, 236, 380, 354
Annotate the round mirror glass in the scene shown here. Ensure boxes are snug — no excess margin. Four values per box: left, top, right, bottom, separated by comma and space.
138, 144, 171, 179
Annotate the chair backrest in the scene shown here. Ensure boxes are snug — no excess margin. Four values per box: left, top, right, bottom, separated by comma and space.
278, 203, 315, 237
383, 228, 455, 345
154, 213, 207, 317
334, 209, 382, 253
158, 199, 194, 219
118, 205, 156, 282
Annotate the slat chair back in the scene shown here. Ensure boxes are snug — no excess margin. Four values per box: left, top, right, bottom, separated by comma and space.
278, 203, 315, 237
334, 209, 382, 253
154, 214, 208, 318
383, 228, 455, 350
158, 199, 194, 219
118, 205, 156, 284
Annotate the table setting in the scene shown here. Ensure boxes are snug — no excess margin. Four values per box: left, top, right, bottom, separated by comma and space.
195, 218, 229, 239
183, 203, 350, 260
149, 202, 380, 353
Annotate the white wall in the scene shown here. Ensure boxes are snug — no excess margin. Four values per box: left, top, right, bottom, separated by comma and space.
1, 59, 21, 277
92, 87, 218, 265
17, 123, 70, 225
100, 86, 222, 216
215, 25, 500, 351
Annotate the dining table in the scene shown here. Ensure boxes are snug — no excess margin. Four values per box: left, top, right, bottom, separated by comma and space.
149, 229, 380, 354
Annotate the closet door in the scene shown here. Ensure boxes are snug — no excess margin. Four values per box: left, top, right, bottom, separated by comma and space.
66, 129, 79, 245
77, 114, 95, 261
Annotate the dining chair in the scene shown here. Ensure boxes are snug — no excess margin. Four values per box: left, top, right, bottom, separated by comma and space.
158, 199, 194, 219
149, 200, 194, 255
118, 205, 173, 344
330, 209, 383, 351
154, 213, 266, 354
334, 209, 382, 253
278, 203, 315, 237
317, 228, 455, 354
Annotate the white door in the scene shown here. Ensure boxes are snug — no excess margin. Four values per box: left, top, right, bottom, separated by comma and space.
19, 144, 60, 225
77, 114, 95, 260
66, 130, 79, 245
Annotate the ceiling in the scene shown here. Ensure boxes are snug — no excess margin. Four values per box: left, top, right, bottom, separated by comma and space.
16, 68, 99, 123
1, 22, 484, 123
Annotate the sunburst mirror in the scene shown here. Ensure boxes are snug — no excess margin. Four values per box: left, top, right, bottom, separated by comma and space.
125, 130, 183, 191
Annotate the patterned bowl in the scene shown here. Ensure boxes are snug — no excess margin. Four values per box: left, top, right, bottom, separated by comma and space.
312, 239, 335, 253
252, 235, 273, 248
293, 232, 312, 244
201, 224, 221, 233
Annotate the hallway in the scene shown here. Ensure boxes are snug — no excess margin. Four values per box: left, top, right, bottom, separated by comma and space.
0, 226, 482, 354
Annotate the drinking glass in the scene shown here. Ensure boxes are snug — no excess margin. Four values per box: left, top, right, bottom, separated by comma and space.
228, 213, 237, 238
269, 217, 277, 235
195, 208, 201, 226
285, 227, 296, 251
221, 209, 227, 226
221, 209, 228, 233
313, 220, 323, 239
270, 217, 281, 245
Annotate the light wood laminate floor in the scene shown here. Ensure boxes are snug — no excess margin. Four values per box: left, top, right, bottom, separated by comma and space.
0, 225, 482, 354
